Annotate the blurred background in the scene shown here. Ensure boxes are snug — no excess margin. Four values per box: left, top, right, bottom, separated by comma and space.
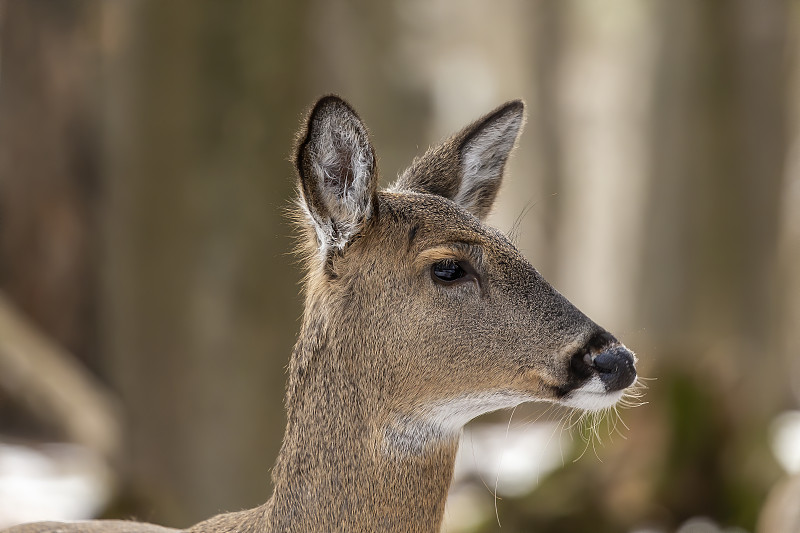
0, 1, 798, 532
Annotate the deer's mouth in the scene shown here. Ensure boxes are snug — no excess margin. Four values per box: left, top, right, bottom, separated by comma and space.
557, 377, 628, 411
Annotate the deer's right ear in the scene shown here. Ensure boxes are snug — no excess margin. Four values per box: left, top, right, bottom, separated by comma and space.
295, 96, 378, 255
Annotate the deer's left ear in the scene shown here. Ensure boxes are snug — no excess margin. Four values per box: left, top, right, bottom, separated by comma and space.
295, 96, 378, 255
393, 100, 524, 220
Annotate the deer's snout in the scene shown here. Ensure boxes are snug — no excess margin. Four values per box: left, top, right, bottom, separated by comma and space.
571, 331, 637, 393
586, 346, 637, 392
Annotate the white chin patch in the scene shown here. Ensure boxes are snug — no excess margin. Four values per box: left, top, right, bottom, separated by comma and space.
422, 392, 533, 434
560, 376, 624, 411
383, 392, 532, 455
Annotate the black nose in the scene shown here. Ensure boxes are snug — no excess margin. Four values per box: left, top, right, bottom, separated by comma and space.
588, 345, 637, 392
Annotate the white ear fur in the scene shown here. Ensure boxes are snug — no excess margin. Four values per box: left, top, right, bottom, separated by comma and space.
454, 109, 523, 216
297, 97, 376, 257
388, 100, 524, 220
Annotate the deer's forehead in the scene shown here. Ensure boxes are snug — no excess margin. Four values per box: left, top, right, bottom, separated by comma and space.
377, 192, 519, 255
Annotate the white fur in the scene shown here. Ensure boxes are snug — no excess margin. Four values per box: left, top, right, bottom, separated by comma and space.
454, 113, 522, 209
384, 378, 627, 455
559, 376, 624, 411
298, 198, 338, 260
423, 391, 533, 433
304, 114, 374, 257
383, 392, 531, 455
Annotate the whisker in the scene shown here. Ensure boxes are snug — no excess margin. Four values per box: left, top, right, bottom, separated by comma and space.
494, 405, 518, 528
518, 403, 558, 429
470, 428, 495, 497
573, 428, 592, 462
557, 409, 571, 466
506, 200, 538, 246
609, 406, 628, 439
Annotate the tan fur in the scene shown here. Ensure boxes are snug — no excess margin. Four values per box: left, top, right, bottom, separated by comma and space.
3, 96, 637, 533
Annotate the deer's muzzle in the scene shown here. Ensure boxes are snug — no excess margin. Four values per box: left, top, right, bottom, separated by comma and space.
584, 345, 637, 392
570, 331, 637, 392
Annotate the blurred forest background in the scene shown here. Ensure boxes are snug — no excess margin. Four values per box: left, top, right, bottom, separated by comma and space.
0, 1, 799, 532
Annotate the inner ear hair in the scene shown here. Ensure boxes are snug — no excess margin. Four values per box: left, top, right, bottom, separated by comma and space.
454, 101, 525, 219
389, 100, 525, 220
295, 96, 378, 255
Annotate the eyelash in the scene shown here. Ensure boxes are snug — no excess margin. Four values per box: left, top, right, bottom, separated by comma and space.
431, 259, 471, 284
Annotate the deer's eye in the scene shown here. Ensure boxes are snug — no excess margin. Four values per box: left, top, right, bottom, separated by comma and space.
431, 260, 468, 284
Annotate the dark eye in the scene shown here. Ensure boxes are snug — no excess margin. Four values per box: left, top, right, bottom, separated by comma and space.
431, 260, 468, 283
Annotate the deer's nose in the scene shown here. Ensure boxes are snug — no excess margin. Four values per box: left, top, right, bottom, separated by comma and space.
585, 345, 636, 392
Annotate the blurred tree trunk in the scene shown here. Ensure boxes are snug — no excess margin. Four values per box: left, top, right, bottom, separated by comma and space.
101, 1, 308, 525
759, 4, 800, 532
552, 0, 654, 331
777, 0, 800, 438
0, 0, 101, 372
639, 0, 789, 528
525, 0, 565, 278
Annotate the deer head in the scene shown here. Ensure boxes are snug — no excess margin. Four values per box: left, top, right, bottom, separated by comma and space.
292, 95, 637, 456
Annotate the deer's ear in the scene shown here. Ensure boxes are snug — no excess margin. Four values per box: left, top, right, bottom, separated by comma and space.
393, 100, 524, 220
295, 96, 378, 254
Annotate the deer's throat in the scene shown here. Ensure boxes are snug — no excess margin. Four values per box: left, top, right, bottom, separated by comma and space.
382, 391, 532, 456
267, 339, 459, 532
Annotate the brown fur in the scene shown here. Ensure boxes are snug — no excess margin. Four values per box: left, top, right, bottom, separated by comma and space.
3, 96, 636, 533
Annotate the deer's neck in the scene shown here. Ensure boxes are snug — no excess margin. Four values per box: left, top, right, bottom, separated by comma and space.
263, 312, 459, 533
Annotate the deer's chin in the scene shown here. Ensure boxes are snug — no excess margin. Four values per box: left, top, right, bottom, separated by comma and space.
558, 376, 626, 411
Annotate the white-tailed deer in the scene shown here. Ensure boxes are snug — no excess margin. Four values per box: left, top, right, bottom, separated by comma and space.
4, 96, 637, 533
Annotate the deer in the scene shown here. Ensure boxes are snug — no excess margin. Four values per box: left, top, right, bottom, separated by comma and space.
4, 96, 638, 533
